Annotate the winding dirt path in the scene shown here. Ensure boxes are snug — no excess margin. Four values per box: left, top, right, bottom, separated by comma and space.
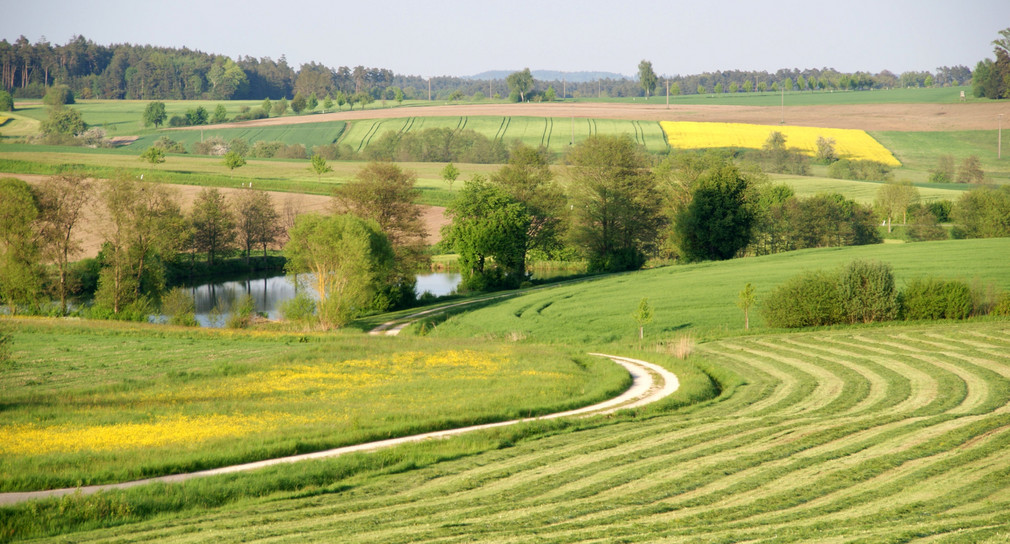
0, 353, 677, 506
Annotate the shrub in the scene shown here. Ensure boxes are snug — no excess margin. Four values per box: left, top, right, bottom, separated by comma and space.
0, 90, 13, 112
828, 159, 892, 181
838, 260, 899, 323
280, 291, 316, 323
233, 107, 268, 122
226, 294, 255, 329
168, 115, 188, 127
228, 138, 249, 157
901, 278, 973, 320
192, 137, 229, 156
929, 155, 955, 183
43, 85, 75, 106
762, 270, 844, 328
993, 293, 1010, 317
153, 136, 186, 153
906, 207, 947, 241
161, 287, 198, 327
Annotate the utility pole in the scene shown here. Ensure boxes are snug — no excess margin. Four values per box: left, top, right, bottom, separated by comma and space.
428, 78, 431, 101
1000, 113, 1004, 159
666, 80, 669, 109
489, 79, 492, 100
563, 78, 566, 100
780, 83, 785, 124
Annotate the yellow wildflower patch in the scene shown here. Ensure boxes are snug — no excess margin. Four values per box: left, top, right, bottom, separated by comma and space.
0, 413, 313, 455
660, 121, 901, 166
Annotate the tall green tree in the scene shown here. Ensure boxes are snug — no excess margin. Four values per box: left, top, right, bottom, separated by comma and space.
189, 188, 236, 266
309, 154, 333, 181
142, 101, 167, 128
952, 185, 1010, 238
443, 176, 530, 291
567, 135, 664, 272
675, 162, 755, 262
874, 180, 919, 232
0, 178, 44, 314
34, 173, 92, 314
490, 143, 565, 273
234, 189, 281, 264
284, 213, 394, 328
638, 60, 658, 97
506, 68, 534, 102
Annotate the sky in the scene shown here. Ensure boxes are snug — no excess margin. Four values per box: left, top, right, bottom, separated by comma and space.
3, 0, 1009, 78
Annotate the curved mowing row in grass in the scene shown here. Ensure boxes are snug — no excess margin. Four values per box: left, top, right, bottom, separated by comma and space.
51, 322, 1010, 542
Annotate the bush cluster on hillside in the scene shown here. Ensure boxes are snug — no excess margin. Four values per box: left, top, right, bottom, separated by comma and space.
762, 260, 1007, 328
827, 159, 892, 181
363, 128, 508, 164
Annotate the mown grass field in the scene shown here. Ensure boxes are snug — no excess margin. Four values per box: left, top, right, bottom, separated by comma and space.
9, 320, 1009, 543
340, 115, 670, 154
0, 319, 627, 493
874, 130, 1010, 183
771, 172, 969, 204
427, 238, 1010, 345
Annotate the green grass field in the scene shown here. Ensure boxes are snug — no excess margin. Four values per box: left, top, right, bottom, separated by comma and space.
340, 115, 670, 155
579, 86, 977, 106
0, 319, 626, 493
771, 172, 969, 204
427, 238, 1010, 345
874, 130, 1010, 183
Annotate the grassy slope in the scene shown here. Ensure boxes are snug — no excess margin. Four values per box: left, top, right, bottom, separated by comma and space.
427, 238, 1010, 345
0, 319, 627, 492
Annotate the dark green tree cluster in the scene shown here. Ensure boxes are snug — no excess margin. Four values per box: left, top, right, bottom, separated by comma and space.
749, 190, 880, 255
972, 28, 1010, 99
363, 128, 508, 164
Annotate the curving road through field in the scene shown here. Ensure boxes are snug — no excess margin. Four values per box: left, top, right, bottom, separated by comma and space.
0, 301, 679, 506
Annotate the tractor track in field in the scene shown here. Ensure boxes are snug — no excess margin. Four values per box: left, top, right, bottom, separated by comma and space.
0, 299, 679, 507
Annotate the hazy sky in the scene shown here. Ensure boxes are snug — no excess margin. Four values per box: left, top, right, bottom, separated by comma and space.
4, 0, 1008, 78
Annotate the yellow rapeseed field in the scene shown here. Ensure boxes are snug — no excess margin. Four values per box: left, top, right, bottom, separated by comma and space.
660, 121, 901, 166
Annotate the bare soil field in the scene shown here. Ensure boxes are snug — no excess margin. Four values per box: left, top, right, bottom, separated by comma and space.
179, 102, 1010, 132
10, 174, 448, 259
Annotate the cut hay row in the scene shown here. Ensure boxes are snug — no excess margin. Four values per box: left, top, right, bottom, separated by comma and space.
56, 322, 1010, 542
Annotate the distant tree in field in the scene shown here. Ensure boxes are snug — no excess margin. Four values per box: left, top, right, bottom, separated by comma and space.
758, 81, 767, 92
874, 180, 919, 232
261, 97, 272, 115
838, 260, 898, 324
211, 104, 228, 123
506, 68, 535, 102
956, 155, 984, 184
568, 135, 665, 272
40, 106, 86, 138
929, 155, 955, 183
223, 150, 246, 171
307, 92, 319, 111
140, 146, 166, 165
353, 92, 373, 110
0, 178, 44, 314
441, 162, 460, 190
34, 173, 92, 314
185, 106, 208, 125
742, 80, 753, 93
952, 185, 1010, 238
544, 86, 557, 101
190, 188, 236, 266
0, 90, 14, 112
796, 74, 806, 91
234, 189, 281, 263
142, 101, 167, 128
729, 82, 739, 93
697, 84, 706, 95
291, 93, 307, 114
675, 161, 755, 262
632, 297, 653, 341
737, 283, 756, 330
907, 207, 947, 241
638, 60, 658, 97
284, 213, 394, 328
670, 82, 681, 95
309, 154, 333, 181
714, 82, 724, 94
815, 136, 837, 163
43, 84, 74, 106
783, 78, 793, 91
394, 87, 404, 105
322, 95, 334, 111
335, 91, 347, 110
272, 96, 288, 116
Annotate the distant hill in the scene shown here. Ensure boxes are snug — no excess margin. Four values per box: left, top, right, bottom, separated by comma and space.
468, 70, 630, 82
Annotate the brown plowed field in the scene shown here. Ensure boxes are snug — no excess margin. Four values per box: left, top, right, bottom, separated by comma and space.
11, 174, 448, 259
174, 102, 1010, 132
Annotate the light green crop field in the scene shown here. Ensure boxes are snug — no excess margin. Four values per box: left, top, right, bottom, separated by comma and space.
579, 86, 976, 106
770, 173, 969, 204
127, 121, 346, 150
874, 130, 1010, 183
0, 319, 626, 493
340, 115, 669, 154
427, 238, 1010, 345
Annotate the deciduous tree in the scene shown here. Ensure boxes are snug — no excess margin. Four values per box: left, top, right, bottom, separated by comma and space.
0, 178, 44, 314
638, 60, 658, 97
142, 101, 167, 128
190, 188, 236, 266
506, 68, 534, 102
34, 173, 92, 314
874, 180, 919, 232
309, 154, 332, 181
234, 189, 281, 264
675, 162, 755, 262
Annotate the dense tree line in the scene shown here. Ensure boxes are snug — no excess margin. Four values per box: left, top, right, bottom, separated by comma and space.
972, 28, 1010, 99
0, 35, 973, 104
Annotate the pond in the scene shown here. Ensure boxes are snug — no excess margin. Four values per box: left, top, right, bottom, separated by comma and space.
175, 272, 463, 327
